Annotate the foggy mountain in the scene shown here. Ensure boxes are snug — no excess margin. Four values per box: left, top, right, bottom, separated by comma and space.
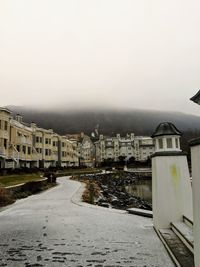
7, 106, 200, 137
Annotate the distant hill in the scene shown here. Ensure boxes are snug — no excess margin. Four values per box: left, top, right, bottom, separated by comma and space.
6, 106, 200, 137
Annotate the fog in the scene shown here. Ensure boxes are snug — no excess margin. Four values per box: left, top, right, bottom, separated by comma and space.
0, 0, 200, 115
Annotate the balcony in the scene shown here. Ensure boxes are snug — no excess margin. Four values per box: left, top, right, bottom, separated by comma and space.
32, 153, 39, 161
16, 136, 32, 145
0, 131, 9, 139
9, 150, 19, 160
0, 147, 6, 157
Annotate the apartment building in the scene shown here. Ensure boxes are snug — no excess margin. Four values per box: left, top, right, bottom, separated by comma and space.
0, 106, 155, 169
95, 133, 154, 164
9, 117, 38, 168
134, 136, 155, 161
0, 108, 12, 168
79, 135, 95, 167
59, 136, 78, 167
33, 126, 56, 168
0, 107, 79, 169
66, 133, 95, 167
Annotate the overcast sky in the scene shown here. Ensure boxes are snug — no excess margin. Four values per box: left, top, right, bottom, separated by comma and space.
0, 0, 200, 114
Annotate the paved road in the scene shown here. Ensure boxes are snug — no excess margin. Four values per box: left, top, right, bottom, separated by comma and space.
0, 177, 174, 267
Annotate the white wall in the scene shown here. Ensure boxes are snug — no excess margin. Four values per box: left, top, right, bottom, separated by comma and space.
152, 155, 193, 229
191, 144, 200, 267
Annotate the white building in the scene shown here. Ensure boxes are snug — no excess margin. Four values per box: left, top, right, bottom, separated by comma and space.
134, 136, 155, 161
95, 133, 154, 164
66, 133, 95, 167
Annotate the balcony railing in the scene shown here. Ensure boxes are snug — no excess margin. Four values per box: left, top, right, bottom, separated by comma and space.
16, 136, 32, 145
0, 147, 6, 156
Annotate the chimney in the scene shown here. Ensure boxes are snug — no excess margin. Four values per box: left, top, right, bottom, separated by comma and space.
31, 122, 37, 130
16, 114, 23, 123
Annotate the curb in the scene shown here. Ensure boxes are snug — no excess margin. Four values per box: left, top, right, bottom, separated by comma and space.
70, 179, 128, 214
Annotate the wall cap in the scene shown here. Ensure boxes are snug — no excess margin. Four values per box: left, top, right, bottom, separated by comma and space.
151, 151, 187, 158
189, 137, 200, 147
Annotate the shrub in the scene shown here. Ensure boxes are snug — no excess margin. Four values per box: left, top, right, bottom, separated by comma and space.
0, 185, 14, 207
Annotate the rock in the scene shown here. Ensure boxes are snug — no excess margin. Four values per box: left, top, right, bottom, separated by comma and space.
98, 202, 110, 208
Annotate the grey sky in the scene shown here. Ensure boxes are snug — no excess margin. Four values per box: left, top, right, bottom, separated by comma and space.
0, 0, 200, 115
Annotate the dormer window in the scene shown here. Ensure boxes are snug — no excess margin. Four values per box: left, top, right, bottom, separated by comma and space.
158, 139, 163, 149
167, 138, 172, 148
175, 138, 179, 148
152, 122, 182, 153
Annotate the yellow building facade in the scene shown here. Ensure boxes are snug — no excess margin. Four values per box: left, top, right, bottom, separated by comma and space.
0, 107, 79, 169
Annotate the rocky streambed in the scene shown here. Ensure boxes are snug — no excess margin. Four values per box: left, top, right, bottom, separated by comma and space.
77, 172, 152, 211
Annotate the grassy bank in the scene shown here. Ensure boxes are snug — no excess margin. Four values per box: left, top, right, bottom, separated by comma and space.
0, 173, 42, 187
0, 186, 15, 207
0, 168, 101, 188
0, 175, 57, 208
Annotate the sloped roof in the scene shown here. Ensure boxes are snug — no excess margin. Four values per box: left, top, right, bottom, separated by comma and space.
0, 107, 11, 114
190, 90, 200, 104
152, 122, 182, 138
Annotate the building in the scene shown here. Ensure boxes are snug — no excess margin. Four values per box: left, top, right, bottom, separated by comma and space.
0, 107, 79, 169
134, 136, 155, 161
95, 133, 154, 165
66, 133, 95, 167
0, 108, 13, 168
0, 106, 155, 169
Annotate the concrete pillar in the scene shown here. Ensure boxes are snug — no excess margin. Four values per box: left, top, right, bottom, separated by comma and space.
190, 140, 200, 267
152, 153, 193, 229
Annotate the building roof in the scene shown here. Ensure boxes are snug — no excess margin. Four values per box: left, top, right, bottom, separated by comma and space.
152, 122, 182, 138
190, 90, 200, 104
0, 107, 12, 114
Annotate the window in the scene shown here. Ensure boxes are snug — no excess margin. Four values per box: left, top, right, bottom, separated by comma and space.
28, 147, 31, 155
23, 146, 26, 154
45, 149, 51, 156
167, 138, 172, 148
175, 138, 179, 148
45, 138, 51, 144
158, 139, 163, 149
4, 121, 8, 131
4, 139, 7, 149
17, 145, 20, 152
